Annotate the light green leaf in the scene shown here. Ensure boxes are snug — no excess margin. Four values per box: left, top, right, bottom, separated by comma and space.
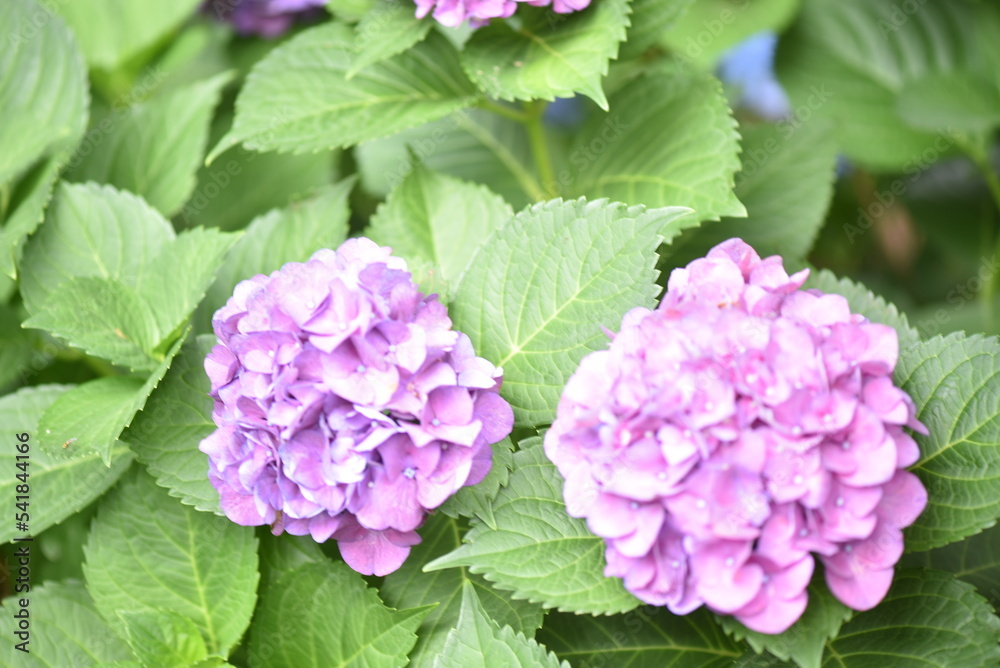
438, 437, 514, 528
201, 179, 354, 327
451, 198, 694, 427
898, 72, 1000, 134
0, 0, 88, 187
618, 0, 693, 60
34, 503, 96, 584
257, 533, 326, 591
538, 606, 742, 667
52, 0, 203, 69
775, 0, 1000, 170
210, 23, 477, 159
0, 155, 63, 279
83, 467, 259, 656
37, 335, 183, 465
356, 108, 539, 208
368, 162, 512, 291
425, 441, 642, 615
0, 385, 134, 545
65, 73, 232, 217
460, 0, 631, 109
0, 304, 36, 390
118, 610, 210, 668
382, 512, 545, 667
0, 581, 133, 668
434, 583, 567, 668
350, 2, 432, 76
897, 333, 1000, 551
662, 0, 800, 68
820, 569, 1000, 667
123, 334, 220, 513
675, 120, 838, 262
247, 561, 431, 668
571, 66, 745, 220
720, 579, 851, 668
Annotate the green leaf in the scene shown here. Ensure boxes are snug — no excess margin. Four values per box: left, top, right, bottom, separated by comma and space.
123, 334, 220, 513
618, 0, 693, 61
0, 581, 133, 667
719, 579, 851, 668
51, 0, 203, 69
118, 610, 210, 668
896, 333, 1000, 551
460, 0, 631, 109
425, 441, 642, 615
820, 568, 1000, 667
662, 0, 800, 68
356, 108, 539, 208
897, 72, 1000, 134
0, 154, 63, 279
451, 198, 693, 427
804, 269, 920, 350
65, 73, 232, 217
775, 0, 1000, 170
675, 120, 838, 262
382, 512, 545, 667
571, 66, 745, 220
368, 162, 512, 291
210, 23, 477, 159
538, 606, 742, 667
257, 532, 326, 591
37, 335, 183, 465
349, 3, 433, 76
35, 502, 97, 584
434, 583, 567, 668
438, 437, 514, 528
83, 467, 259, 656
903, 522, 1000, 603
0, 304, 36, 390
0, 385, 134, 544
201, 179, 354, 327
247, 561, 431, 668
0, 0, 88, 187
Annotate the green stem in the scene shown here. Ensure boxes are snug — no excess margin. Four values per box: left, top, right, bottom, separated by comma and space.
0, 183, 10, 221
475, 98, 529, 123
958, 135, 1000, 330
525, 101, 558, 199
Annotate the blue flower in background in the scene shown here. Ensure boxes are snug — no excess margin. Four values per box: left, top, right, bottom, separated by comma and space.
544, 96, 587, 129
717, 31, 791, 121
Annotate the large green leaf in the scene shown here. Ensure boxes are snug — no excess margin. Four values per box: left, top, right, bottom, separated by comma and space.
0, 581, 133, 667
819, 569, 1000, 667
118, 610, 211, 668
349, 2, 433, 76
459, 0, 631, 109
0, 385, 133, 545
775, 0, 1000, 170
382, 512, 545, 667
903, 522, 1000, 597
571, 66, 745, 220
200, 179, 354, 328
123, 334, 220, 514
210, 23, 477, 159
618, 0, 693, 61
356, 108, 539, 208
52, 0, 203, 69
897, 72, 1000, 134
367, 162, 512, 293
675, 120, 838, 262
83, 467, 259, 656
434, 583, 567, 668
437, 437, 515, 529
897, 333, 1000, 551
246, 561, 431, 668
450, 198, 693, 427
425, 441, 642, 615
0, 0, 88, 187
1, 155, 63, 280
65, 73, 232, 217
539, 606, 742, 667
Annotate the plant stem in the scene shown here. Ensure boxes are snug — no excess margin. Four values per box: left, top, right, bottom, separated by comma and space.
475, 98, 529, 123
525, 101, 558, 199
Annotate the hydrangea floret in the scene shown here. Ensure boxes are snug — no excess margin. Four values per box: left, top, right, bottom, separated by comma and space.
413, 0, 592, 28
544, 238, 928, 633
200, 238, 513, 576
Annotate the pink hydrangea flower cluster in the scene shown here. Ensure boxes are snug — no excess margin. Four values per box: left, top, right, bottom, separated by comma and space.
200, 238, 513, 576
413, 0, 591, 28
544, 239, 928, 634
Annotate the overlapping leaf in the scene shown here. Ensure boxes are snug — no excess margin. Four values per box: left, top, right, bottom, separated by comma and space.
349, 2, 433, 76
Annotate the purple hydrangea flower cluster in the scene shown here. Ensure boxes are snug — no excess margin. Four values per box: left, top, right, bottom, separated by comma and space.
413, 0, 591, 28
544, 239, 928, 634
200, 238, 513, 576
203, 0, 326, 38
